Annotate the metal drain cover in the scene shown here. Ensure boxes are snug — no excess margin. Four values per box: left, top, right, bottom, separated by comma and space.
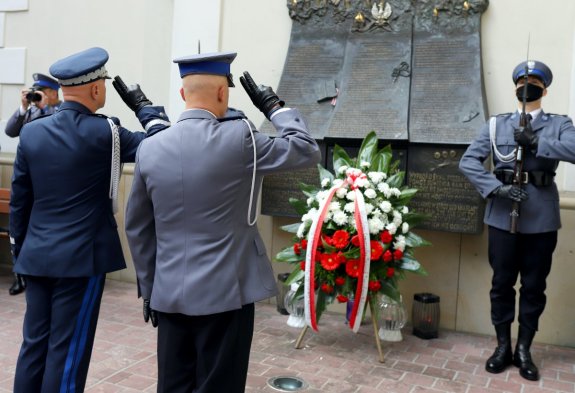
267, 376, 308, 391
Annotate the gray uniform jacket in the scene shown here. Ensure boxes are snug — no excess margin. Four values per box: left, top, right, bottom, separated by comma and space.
459, 110, 575, 233
126, 108, 321, 316
5, 104, 60, 137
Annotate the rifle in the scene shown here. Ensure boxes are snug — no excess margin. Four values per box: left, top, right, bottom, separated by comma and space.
509, 37, 530, 234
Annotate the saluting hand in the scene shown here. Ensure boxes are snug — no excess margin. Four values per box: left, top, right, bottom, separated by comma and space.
112, 76, 153, 113
239, 71, 284, 120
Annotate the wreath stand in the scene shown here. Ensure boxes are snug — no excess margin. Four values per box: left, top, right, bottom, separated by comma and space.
293, 297, 385, 363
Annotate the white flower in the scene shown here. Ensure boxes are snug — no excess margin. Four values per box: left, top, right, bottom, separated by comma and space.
355, 177, 370, 188
368, 217, 385, 234
371, 208, 382, 218
402, 206, 409, 214
307, 197, 315, 206
391, 187, 401, 197
321, 178, 331, 187
346, 191, 356, 201
345, 167, 361, 177
402, 222, 409, 234
338, 165, 349, 174
333, 179, 344, 188
379, 200, 392, 213
336, 187, 347, 199
344, 202, 355, 213
360, 161, 371, 168
316, 190, 330, 204
333, 211, 348, 226
393, 210, 403, 227
329, 201, 341, 212
364, 188, 377, 199
386, 222, 397, 235
348, 216, 356, 227
368, 172, 385, 184
394, 235, 406, 251
378, 182, 391, 198
365, 203, 374, 215
302, 208, 318, 223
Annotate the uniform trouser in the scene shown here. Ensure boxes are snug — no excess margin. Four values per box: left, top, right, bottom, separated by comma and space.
13, 274, 106, 393
157, 303, 255, 393
488, 226, 557, 331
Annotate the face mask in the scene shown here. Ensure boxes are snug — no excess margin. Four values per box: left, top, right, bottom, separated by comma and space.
516, 83, 544, 102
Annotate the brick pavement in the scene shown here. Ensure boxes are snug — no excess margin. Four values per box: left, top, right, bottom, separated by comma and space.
0, 277, 574, 392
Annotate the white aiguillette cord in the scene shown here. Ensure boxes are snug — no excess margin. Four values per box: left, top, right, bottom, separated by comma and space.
107, 118, 122, 214
243, 119, 260, 226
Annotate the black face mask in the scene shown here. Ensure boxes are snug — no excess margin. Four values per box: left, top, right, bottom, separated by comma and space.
516, 83, 544, 102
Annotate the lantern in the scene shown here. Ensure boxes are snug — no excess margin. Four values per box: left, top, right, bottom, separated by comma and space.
378, 294, 407, 342
276, 273, 290, 315
412, 292, 440, 339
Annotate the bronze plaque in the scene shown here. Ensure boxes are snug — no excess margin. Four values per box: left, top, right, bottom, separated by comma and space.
407, 145, 484, 234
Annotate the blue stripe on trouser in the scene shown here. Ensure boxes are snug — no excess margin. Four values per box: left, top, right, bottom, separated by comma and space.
59, 275, 103, 393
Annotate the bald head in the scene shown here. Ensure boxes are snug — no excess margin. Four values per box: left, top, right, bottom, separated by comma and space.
180, 74, 229, 117
61, 79, 107, 113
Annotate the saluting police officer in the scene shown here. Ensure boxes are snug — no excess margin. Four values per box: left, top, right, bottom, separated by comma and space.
125, 52, 321, 393
459, 60, 575, 381
10, 47, 170, 393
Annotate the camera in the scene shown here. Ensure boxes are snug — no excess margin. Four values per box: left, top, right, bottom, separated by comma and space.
25, 87, 43, 103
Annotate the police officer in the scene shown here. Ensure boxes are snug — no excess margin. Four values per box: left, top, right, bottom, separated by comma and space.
5, 73, 62, 138
10, 47, 170, 393
125, 52, 321, 393
5, 73, 62, 296
459, 60, 575, 381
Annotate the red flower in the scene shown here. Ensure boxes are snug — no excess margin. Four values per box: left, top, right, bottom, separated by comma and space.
386, 267, 395, 278
336, 252, 347, 265
322, 234, 333, 246
370, 240, 383, 260
380, 230, 392, 244
383, 250, 393, 263
345, 259, 361, 278
336, 294, 349, 303
315, 251, 323, 262
300, 261, 305, 270
368, 280, 382, 292
320, 253, 340, 271
335, 276, 345, 286
351, 235, 360, 247
393, 249, 404, 261
293, 242, 302, 255
320, 283, 334, 294
331, 230, 350, 249
301, 239, 308, 249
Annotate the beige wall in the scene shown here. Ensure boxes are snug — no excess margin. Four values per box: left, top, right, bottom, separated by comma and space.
1, 0, 575, 347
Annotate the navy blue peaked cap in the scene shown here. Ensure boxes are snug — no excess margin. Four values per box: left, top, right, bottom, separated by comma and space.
50, 47, 111, 86
32, 73, 59, 90
512, 60, 553, 87
173, 51, 237, 86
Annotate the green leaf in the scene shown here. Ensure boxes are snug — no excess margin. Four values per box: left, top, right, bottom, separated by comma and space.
396, 188, 418, 205
285, 268, 305, 286
333, 145, 354, 173
373, 146, 393, 173
275, 247, 302, 263
288, 198, 309, 216
299, 182, 319, 198
315, 290, 328, 322
280, 222, 302, 234
402, 212, 429, 228
317, 164, 334, 183
405, 231, 431, 248
379, 280, 401, 302
386, 172, 405, 188
357, 131, 378, 167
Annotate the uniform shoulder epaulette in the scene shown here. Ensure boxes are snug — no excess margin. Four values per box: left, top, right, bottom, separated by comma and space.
546, 113, 568, 117
217, 115, 246, 122
27, 113, 52, 123
92, 113, 121, 125
495, 112, 512, 117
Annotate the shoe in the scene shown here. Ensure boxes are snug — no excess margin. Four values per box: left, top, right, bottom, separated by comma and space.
513, 325, 539, 381
485, 323, 512, 374
9, 274, 26, 296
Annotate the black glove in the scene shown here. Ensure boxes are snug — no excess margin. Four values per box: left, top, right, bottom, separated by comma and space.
513, 123, 538, 151
239, 71, 285, 120
143, 298, 158, 328
112, 76, 153, 113
491, 185, 529, 202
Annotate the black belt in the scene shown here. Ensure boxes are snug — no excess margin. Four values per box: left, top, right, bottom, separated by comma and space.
494, 169, 555, 187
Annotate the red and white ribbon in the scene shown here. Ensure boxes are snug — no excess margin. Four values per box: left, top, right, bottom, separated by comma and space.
304, 170, 371, 332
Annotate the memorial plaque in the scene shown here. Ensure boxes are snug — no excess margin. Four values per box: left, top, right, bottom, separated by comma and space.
409, 0, 489, 144
407, 145, 484, 233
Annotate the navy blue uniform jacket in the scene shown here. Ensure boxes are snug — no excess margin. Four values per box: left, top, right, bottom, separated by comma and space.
10, 101, 169, 277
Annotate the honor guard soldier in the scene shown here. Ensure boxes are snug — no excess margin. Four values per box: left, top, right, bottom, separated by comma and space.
460, 60, 575, 381
5, 73, 62, 296
125, 52, 321, 393
10, 47, 170, 393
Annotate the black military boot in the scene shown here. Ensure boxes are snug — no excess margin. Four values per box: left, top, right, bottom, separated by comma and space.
9, 273, 26, 296
485, 323, 513, 373
513, 325, 539, 381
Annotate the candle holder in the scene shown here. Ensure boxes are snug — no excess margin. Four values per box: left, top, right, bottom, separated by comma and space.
276, 273, 290, 315
412, 292, 440, 339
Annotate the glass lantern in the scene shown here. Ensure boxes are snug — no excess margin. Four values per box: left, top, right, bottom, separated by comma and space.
377, 294, 407, 342
284, 283, 305, 328
276, 273, 290, 315
412, 292, 440, 339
